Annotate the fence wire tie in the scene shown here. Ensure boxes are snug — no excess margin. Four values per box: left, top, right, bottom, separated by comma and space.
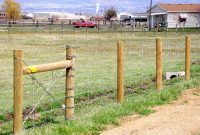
65, 96, 74, 98
64, 106, 75, 109
66, 88, 74, 91
67, 74, 75, 78
66, 55, 76, 59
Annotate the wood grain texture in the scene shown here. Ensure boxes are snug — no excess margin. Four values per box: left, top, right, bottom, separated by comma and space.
13, 50, 24, 134
65, 46, 75, 120
156, 38, 163, 91
23, 60, 72, 75
185, 36, 191, 80
117, 41, 124, 103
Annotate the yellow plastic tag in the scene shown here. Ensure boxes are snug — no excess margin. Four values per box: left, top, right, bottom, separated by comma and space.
27, 66, 38, 73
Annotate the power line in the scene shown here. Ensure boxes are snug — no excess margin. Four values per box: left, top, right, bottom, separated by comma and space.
149, 0, 153, 31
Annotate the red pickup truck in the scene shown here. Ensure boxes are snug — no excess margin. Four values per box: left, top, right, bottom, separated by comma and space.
73, 20, 97, 28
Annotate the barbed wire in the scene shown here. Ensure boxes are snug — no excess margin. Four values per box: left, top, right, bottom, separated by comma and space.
14, 57, 57, 101
0, 22, 199, 134
23, 68, 66, 124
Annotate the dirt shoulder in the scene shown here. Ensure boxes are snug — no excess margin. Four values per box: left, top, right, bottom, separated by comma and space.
101, 88, 200, 135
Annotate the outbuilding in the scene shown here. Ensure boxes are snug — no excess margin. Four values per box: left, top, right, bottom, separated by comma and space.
148, 4, 200, 28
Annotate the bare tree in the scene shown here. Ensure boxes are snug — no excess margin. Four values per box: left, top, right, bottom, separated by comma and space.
104, 7, 117, 20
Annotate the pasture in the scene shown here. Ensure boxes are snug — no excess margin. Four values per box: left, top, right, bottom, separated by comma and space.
0, 27, 200, 134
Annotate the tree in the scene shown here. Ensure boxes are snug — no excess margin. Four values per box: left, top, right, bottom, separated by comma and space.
104, 7, 117, 20
2, 0, 21, 20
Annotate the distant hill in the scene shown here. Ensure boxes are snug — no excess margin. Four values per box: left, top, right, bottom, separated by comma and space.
0, 0, 199, 13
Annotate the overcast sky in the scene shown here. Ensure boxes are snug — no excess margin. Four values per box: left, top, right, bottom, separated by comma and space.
0, 0, 200, 13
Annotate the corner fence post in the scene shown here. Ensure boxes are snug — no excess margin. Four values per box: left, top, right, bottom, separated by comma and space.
185, 36, 191, 80
65, 46, 75, 120
13, 50, 24, 134
117, 41, 124, 103
156, 38, 163, 91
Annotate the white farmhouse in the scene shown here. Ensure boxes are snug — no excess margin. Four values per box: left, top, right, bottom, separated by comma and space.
148, 4, 200, 28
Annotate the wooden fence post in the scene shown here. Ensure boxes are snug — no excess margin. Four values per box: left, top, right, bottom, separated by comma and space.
156, 38, 163, 91
185, 36, 191, 80
117, 41, 124, 103
65, 46, 75, 120
13, 50, 24, 134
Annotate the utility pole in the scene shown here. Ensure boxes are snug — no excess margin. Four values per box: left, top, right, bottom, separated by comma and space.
149, 0, 153, 31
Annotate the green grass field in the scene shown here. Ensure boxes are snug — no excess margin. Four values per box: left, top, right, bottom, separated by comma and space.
0, 27, 200, 134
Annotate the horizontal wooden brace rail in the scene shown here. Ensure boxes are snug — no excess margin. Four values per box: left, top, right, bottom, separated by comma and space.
23, 60, 73, 75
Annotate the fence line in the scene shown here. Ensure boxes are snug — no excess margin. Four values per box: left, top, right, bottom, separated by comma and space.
0, 31, 199, 134
0, 22, 199, 36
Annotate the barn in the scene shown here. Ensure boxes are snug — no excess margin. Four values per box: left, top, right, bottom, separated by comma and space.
148, 4, 200, 28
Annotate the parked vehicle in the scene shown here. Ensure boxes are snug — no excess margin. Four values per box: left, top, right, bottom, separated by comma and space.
72, 20, 97, 28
